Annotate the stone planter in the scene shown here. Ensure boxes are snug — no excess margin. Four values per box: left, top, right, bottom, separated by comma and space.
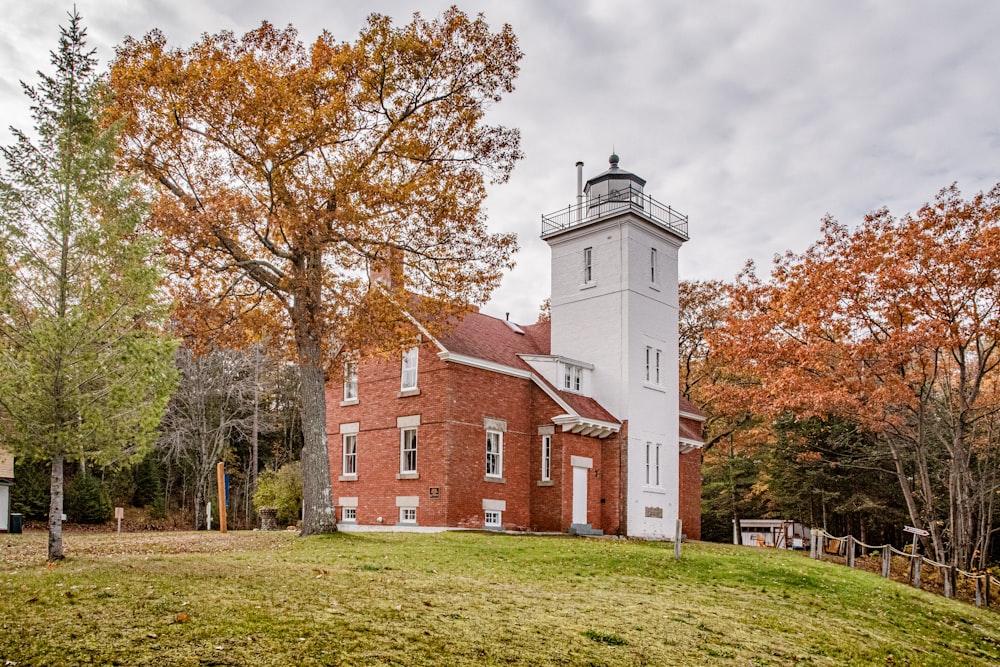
259, 507, 278, 531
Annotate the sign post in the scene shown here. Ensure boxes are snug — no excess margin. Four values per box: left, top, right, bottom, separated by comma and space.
115, 506, 124, 535
217, 461, 227, 534
903, 526, 929, 588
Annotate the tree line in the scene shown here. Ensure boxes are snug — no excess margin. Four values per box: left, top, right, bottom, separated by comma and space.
684, 184, 1000, 570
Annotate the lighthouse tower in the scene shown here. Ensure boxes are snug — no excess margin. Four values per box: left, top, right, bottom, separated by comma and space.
541, 154, 689, 537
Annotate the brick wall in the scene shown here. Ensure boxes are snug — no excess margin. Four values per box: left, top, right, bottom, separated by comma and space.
678, 449, 702, 540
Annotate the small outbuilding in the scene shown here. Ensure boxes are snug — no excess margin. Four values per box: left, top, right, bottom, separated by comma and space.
736, 519, 809, 549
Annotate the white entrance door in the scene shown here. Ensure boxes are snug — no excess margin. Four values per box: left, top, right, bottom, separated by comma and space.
572, 465, 588, 525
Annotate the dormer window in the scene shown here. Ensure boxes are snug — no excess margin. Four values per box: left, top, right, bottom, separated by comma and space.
401, 347, 418, 390
583, 247, 593, 284
563, 363, 583, 392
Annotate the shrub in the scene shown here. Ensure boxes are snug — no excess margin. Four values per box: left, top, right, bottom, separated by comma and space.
11, 459, 50, 521
65, 472, 113, 524
253, 461, 302, 526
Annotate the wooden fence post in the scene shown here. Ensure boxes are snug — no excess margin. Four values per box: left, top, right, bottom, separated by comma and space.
847, 536, 855, 568
976, 576, 984, 607
674, 520, 682, 561
986, 576, 992, 608
882, 546, 891, 578
943, 566, 953, 599
912, 556, 922, 588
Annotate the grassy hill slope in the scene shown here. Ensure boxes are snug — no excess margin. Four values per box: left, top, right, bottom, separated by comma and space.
2, 531, 998, 665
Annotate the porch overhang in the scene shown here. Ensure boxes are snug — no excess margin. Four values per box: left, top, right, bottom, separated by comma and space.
551, 414, 620, 439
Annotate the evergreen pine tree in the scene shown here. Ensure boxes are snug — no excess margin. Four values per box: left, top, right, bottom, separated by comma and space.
0, 10, 178, 560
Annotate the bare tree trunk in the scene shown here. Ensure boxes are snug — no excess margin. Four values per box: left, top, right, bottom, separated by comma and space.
48, 454, 65, 561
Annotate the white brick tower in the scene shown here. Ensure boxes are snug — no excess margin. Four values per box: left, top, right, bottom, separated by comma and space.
541, 154, 688, 537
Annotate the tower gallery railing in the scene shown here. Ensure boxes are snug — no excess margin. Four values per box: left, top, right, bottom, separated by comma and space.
541, 184, 689, 239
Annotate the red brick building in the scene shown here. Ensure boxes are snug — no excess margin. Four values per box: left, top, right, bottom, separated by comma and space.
325, 308, 705, 537
325, 155, 704, 538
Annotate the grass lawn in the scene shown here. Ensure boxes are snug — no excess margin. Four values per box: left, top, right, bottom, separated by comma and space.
2, 530, 999, 666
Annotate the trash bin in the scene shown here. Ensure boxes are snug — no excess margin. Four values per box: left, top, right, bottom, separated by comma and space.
9, 513, 22, 534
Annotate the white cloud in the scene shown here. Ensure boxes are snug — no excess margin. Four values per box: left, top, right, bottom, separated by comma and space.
2, 0, 997, 323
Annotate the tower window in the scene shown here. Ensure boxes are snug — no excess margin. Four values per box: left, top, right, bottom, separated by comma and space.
583, 247, 593, 283
650, 247, 658, 283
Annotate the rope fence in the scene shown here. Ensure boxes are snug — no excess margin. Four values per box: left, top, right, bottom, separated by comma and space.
806, 529, 998, 609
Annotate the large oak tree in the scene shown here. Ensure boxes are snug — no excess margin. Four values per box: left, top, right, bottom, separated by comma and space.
110, 10, 521, 534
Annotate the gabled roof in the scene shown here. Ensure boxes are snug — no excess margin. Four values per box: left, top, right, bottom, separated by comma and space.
435, 311, 619, 428
434, 310, 701, 436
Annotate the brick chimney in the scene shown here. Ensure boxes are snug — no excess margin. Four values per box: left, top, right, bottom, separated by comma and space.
370, 245, 405, 290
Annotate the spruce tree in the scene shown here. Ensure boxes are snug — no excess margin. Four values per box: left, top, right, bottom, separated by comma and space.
0, 11, 178, 560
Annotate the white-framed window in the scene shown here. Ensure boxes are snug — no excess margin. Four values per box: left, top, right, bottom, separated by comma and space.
541, 435, 551, 481
645, 442, 651, 485
563, 363, 582, 392
400, 427, 417, 474
654, 443, 661, 486
650, 247, 658, 283
342, 507, 356, 522
645, 346, 663, 386
486, 430, 503, 478
401, 347, 418, 390
342, 434, 357, 476
583, 247, 593, 283
343, 361, 358, 401
484, 510, 502, 528
399, 507, 417, 524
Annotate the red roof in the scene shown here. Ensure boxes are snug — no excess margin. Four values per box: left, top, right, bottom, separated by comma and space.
437, 312, 617, 423
437, 311, 685, 427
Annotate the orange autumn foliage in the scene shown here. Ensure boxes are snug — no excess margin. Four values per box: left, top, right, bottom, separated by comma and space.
714, 183, 1000, 567
109, 10, 523, 534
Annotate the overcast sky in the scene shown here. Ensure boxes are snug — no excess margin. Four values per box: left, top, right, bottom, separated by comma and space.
2, 1, 998, 323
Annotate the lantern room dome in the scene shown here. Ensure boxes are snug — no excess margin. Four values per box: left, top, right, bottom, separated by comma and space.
584, 153, 646, 205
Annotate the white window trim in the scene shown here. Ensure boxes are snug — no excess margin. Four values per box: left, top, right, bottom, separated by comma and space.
401, 347, 419, 391
343, 361, 358, 402
541, 435, 551, 482
342, 433, 357, 477
645, 442, 651, 485
399, 507, 417, 524
583, 246, 593, 284
400, 427, 418, 474
650, 246, 658, 284
341, 506, 356, 522
655, 442, 661, 487
484, 510, 502, 529
486, 430, 503, 478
